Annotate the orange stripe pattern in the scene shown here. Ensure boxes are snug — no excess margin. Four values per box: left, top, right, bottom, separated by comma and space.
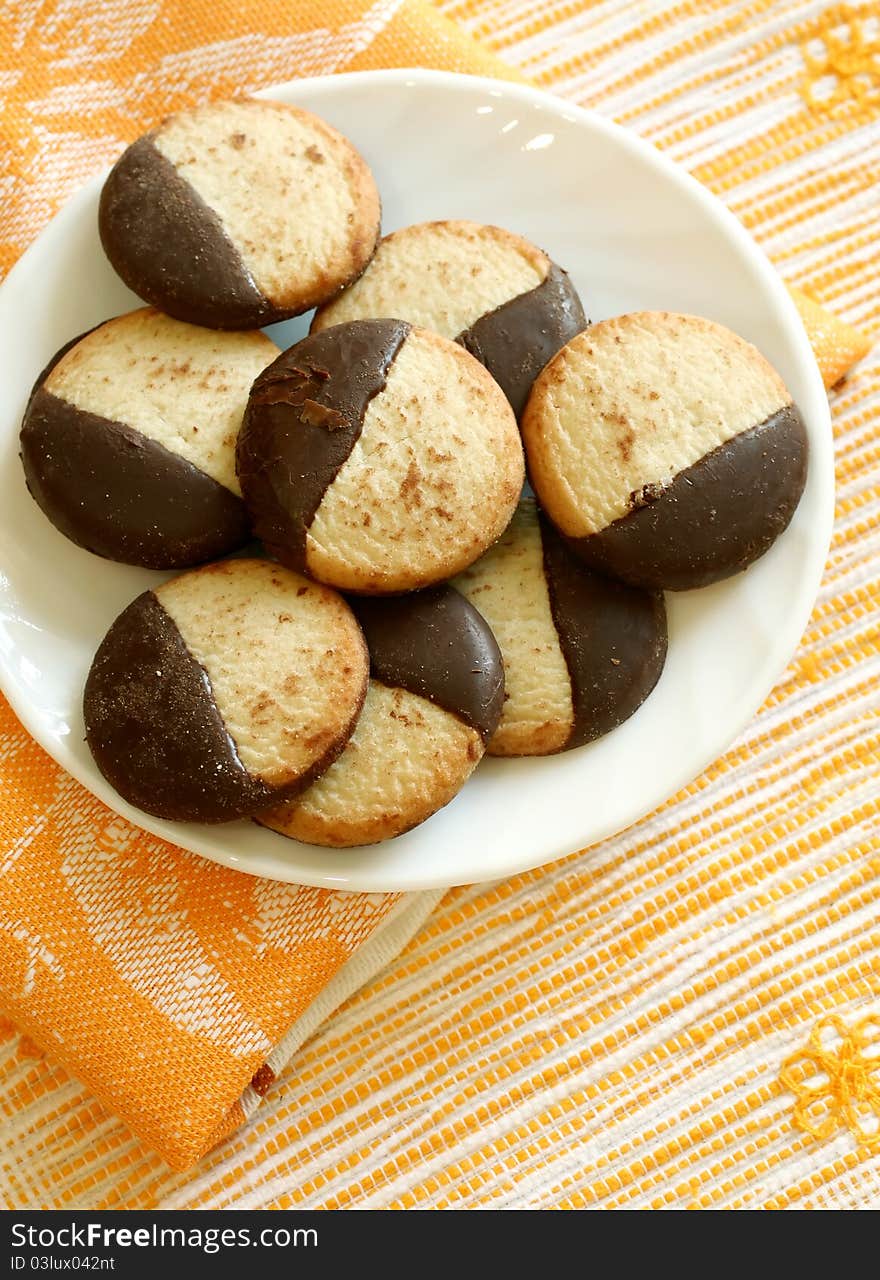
1, 0, 879, 1207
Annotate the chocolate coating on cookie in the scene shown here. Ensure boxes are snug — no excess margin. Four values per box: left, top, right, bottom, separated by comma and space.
21, 392, 250, 568
569, 404, 808, 590
523, 312, 809, 591
85, 590, 274, 823
458, 263, 586, 417
352, 586, 505, 744
100, 137, 269, 329
238, 319, 409, 570
540, 516, 667, 748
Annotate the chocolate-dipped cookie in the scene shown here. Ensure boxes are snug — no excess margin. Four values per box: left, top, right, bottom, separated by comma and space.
258, 585, 504, 846
20, 309, 277, 569
312, 220, 587, 417
84, 559, 368, 824
454, 499, 666, 755
522, 312, 809, 591
99, 99, 381, 329
237, 319, 524, 594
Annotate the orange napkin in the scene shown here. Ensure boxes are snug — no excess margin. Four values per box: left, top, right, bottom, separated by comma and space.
0, 0, 869, 1172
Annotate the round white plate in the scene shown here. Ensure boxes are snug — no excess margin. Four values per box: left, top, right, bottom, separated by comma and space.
0, 69, 832, 892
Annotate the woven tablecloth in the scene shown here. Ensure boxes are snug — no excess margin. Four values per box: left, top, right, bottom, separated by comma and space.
1, 0, 878, 1209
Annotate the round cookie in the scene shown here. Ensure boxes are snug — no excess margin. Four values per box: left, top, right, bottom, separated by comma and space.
454, 498, 667, 755
259, 586, 504, 846
20, 309, 277, 568
99, 98, 381, 329
522, 312, 809, 591
312, 220, 587, 417
237, 319, 524, 594
84, 559, 368, 824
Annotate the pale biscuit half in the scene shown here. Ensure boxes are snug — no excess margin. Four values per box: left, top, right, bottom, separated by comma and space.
313, 220, 546, 338
258, 682, 483, 847
522, 312, 808, 590
454, 500, 573, 755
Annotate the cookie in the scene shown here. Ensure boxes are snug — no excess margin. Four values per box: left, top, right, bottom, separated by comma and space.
20, 309, 277, 569
522, 312, 809, 590
454, 498, 667, 755
312, 220, 587, 416
237, 319, 524, 594
84, 559, 368, 824
258, 585, 504, 846
99, 98, 381, 329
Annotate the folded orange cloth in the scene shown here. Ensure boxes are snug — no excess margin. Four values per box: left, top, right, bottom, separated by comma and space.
0, 0, 870, 1174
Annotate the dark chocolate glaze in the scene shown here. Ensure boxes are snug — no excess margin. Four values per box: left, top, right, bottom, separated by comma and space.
237, 319, 410, 571
20, 389, 250, 569
540, 514, 667, 750
99, 136, 272, 330
458, 262, 587, 418
84, 591, 276, 823
566, 404, 809, 591
351, 585, 505, 745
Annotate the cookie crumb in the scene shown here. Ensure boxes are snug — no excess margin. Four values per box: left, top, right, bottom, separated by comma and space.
628, 481, 666, 511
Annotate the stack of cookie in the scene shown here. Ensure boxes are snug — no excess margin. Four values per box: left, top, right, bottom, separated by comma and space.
19, 98, 809, 848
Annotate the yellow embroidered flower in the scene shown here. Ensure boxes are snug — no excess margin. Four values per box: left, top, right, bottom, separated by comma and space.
781, 1014, 880, 1149
801, 6, 880, 115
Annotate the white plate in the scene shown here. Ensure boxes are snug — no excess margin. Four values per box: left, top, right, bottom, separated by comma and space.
0, 69, 832, 892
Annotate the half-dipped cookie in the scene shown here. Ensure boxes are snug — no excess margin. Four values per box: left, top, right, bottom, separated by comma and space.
237, 319, 524, 594
84, 559, 368, 823
20, 309, 277, 568
522, 312, 809, 590
454, 498, 667, 755
259, 586, 504, 846
99, 99, 381, 329
312, 220, 587, 417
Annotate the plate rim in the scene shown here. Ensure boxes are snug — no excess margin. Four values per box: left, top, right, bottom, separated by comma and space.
0, 67, 833, 891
